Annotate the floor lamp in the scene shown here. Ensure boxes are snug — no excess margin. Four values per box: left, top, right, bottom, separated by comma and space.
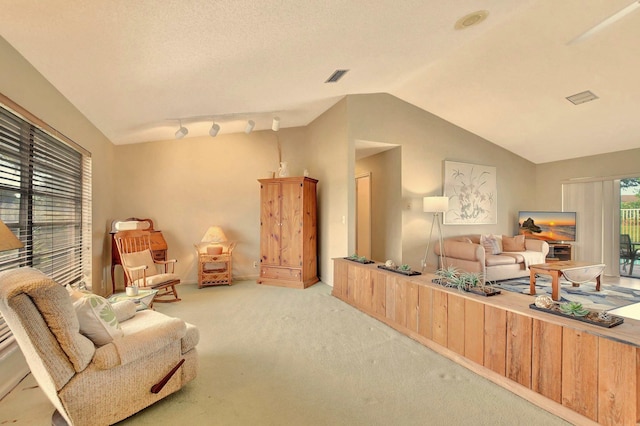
421, 196, 449, 272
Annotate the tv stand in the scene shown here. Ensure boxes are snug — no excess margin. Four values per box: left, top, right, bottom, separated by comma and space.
547, 243, 572, 262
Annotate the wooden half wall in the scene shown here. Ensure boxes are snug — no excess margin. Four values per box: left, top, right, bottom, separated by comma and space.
332, 258, 640, 426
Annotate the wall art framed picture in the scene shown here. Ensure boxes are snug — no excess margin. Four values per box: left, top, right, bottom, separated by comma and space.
444, 161, 497, 225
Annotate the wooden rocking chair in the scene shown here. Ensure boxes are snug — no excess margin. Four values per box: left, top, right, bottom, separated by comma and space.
114, 230, 181, 303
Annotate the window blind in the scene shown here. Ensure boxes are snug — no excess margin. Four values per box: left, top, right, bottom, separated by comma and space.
0, 101, 92, 356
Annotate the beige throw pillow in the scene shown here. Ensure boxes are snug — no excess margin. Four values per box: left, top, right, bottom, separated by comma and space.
480, 234, 502, 255
502, 234, 526, 252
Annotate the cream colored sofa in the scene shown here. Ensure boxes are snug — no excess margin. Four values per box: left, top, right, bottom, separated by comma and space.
434, 235, 549, 282
0, 268, 199, 426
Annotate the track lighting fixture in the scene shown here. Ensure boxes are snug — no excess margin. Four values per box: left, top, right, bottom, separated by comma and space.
175, 120, 188, 139
272, 117, 280, 132
245, 120, 255, 134
209, 122, 220, 137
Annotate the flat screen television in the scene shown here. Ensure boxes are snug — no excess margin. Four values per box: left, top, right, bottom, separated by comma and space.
517, 211, 576, 243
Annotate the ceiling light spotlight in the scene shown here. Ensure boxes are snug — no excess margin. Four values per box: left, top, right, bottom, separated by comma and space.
272, 117, 280, 132
175, 121, 188, 139
245, 120, 255, 134
209, 122, 220, 137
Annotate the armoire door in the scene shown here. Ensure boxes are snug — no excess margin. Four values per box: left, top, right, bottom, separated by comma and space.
280, 180, 303, 267
260, 181, 282, 266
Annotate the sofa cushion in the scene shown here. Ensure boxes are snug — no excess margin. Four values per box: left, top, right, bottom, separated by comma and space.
502, 234, 526, 252
500, 252, 525, 263
480, 234, 502, 255
73, 293, 124, 346
485, 254, 517, 266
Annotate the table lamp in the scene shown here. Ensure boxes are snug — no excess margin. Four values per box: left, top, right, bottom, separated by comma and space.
421, 196, 449, 272
201, 226, 228, 255
0, 219, 24, 252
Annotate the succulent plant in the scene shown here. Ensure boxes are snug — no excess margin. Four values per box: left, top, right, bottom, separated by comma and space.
559, 301, 589, 317
399, 264, 411, 271
435, 265, 460, 286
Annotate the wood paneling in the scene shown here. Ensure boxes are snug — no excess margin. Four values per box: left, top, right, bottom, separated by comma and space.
447, 293, 465, 355
332, 258, 640, 426
484, 305, 506, 376
562, 328, 598, 421
432, 290, 448, 347
417, 285, 432, 339
464, 299, 484, 365
406, 282, 420, 333
372, 271, 387, 316
506, 312, 532, 388
597, 338, 636, 426
532, 319, 562, 403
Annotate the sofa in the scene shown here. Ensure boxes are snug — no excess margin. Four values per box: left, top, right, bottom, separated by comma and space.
0, 267, 199, 426
434, 234, 549, 282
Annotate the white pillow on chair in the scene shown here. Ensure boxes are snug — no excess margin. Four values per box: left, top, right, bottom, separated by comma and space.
73, 293, 123, 346
121, 249, 157, 277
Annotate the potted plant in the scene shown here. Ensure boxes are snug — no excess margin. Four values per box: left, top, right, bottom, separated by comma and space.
433, 267, 500, 296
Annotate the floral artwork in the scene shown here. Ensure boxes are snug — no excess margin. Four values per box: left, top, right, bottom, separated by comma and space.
444, 161, 497, 224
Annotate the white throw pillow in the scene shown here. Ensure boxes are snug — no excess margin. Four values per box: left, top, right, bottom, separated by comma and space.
121, 249, 157, 277
73, 293, 123, 346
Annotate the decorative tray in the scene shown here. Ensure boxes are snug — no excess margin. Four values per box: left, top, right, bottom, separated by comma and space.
529, 304, 624, 328
431, 279, 501, 296
377, 265, 421, 276
344, 257, 375, 264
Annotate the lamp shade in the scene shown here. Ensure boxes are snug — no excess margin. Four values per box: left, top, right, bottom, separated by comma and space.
201, 226, 228, 243
0, 219, 24, 252
423, 196, 449, 213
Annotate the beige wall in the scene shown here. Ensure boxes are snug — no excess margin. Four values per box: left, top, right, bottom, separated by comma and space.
112, 127, 309, 286
536, 148, 640, 209
306, 98, 350, 284
347, 94, 538, 269
0, 36, 115, 295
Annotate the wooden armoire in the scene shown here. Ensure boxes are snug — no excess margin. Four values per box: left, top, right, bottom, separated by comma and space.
257, 176, 319, 289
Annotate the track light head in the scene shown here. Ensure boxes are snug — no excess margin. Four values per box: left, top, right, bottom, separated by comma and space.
209, 122, 220, 137
272, 117, 280, 132
175, 125, 188, 139
245, 120, 255, 134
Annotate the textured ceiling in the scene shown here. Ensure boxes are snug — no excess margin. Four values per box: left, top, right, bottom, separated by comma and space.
1, 0, 639, 163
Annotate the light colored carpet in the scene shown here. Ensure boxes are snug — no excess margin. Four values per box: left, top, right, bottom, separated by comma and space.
1, 281, 570, 425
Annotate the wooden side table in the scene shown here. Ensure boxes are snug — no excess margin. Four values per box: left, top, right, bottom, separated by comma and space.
196, 244, 234, 287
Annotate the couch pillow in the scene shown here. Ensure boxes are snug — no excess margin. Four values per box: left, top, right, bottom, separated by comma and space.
502, 234, 526, 252
480, 234, 502, 255
73, 293, 123, 346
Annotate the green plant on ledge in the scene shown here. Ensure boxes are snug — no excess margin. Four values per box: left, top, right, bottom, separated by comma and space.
398, 264, 411, 272
435, 265, 460, 287
559, 301, 589, 317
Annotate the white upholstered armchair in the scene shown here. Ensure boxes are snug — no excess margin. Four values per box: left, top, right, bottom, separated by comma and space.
0, 268, 198, 425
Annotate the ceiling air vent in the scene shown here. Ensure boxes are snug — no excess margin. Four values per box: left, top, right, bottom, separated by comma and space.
566, 90, 599, 105
325, 69, 349, 83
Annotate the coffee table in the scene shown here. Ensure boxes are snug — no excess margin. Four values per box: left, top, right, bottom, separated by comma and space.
529, 261, 604, 301
108, 289, 158, 310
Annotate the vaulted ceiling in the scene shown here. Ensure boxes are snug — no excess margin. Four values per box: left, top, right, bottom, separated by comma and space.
2, 0, 639, 164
